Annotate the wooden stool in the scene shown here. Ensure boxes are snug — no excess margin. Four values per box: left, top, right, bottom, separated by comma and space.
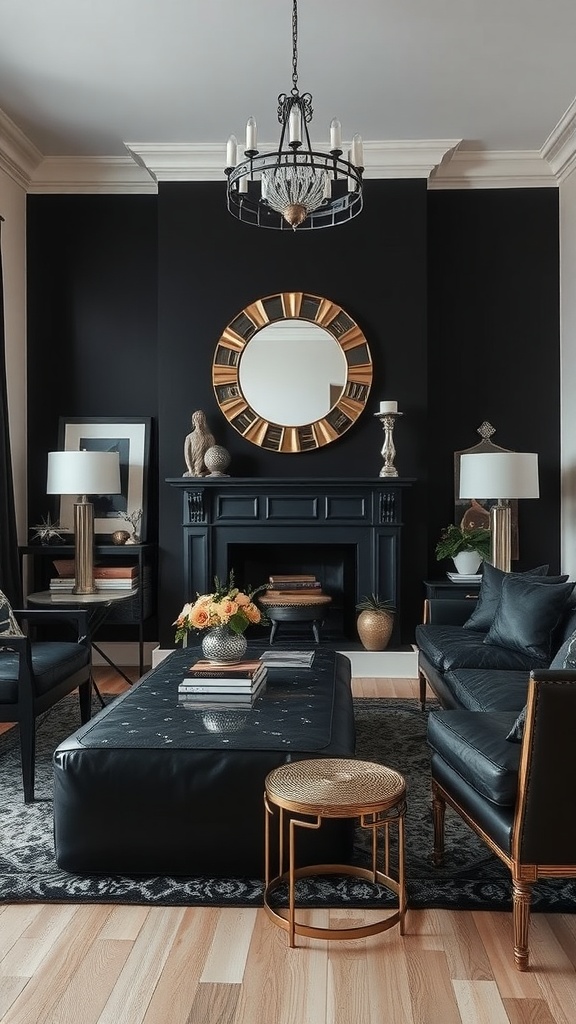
259, 593, 332, 644
263, 757, 407, 946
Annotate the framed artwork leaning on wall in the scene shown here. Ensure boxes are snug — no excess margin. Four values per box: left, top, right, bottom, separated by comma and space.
56, 417, 151, 541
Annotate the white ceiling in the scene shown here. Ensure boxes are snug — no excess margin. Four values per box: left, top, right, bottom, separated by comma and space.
1, 0, 576, 189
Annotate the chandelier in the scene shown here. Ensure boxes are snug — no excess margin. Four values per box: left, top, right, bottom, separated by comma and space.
224, 0, 364, 231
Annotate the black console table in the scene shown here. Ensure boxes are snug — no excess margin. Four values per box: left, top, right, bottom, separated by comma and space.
167, 477, 414, 641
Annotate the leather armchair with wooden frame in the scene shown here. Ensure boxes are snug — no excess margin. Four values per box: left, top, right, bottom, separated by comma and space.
0, 608, 93, 802
428, 672, 576, 970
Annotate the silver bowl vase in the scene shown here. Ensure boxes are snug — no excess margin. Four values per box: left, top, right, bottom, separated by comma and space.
201, 626, 248, 664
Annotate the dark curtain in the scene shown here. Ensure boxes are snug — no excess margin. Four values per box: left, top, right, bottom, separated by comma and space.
0, 217, 23, 605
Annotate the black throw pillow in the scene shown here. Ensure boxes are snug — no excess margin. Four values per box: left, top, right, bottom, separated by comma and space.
463, 562, 550, 632
506, 704, 527, 743
483, 575, 575, 664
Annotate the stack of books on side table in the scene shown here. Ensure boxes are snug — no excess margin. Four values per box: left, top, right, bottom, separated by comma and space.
266, 573, 324, 598
49, 560, 139, 592
178, 659, 268, 705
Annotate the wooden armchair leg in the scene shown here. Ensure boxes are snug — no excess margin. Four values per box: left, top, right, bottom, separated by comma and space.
419, 671, 428, 711
512, 878, 532, 971
431, 781, 446, 866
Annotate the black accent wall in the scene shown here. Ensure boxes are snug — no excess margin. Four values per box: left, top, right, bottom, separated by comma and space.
26, 181, 560, 648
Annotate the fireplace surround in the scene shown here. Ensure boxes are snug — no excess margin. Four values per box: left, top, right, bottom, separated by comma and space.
168, 477, 413, 642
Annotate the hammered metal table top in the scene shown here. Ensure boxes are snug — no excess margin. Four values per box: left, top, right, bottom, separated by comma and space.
265, 757, 406, 815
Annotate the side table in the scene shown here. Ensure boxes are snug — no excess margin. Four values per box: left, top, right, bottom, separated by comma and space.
423, 579, 481, 601
264, 757, 406, 947
258, 593, 333, 644
26, 590, 137, 696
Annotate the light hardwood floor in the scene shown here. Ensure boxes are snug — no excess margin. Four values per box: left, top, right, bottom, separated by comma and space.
1, 668, 575, 1024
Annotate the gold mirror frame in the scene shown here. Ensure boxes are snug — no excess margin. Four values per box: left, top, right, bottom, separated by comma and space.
212, 292, 373, 452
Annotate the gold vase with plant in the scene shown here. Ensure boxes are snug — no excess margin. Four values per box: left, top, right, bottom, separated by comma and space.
355, 594, 395, 651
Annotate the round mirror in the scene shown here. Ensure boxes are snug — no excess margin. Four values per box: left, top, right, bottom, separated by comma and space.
213, 292, 372, 452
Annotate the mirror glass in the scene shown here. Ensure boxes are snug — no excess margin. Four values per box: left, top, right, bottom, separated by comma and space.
238, 320, 347, 426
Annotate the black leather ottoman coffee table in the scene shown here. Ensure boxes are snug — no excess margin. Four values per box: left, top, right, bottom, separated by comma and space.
53, 646, 355, 878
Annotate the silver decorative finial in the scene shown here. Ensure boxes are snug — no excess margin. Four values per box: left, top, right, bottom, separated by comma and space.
477, 421, 496, 441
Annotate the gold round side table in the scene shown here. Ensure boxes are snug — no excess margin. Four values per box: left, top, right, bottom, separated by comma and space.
263, 757, 407, 946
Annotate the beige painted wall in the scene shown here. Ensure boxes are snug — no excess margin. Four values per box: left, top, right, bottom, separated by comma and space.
0, 166, 27, 541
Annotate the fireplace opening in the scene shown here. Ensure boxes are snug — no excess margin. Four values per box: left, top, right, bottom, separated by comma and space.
228, 543, 358, 640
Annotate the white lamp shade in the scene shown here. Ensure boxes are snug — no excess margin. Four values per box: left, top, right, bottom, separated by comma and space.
459, 452, 539, 500
47, 450, 121, 495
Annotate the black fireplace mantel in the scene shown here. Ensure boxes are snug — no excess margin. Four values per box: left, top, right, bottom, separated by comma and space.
167, 477, 414, 641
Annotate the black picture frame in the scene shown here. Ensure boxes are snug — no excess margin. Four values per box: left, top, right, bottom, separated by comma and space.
56, 417, 151, 541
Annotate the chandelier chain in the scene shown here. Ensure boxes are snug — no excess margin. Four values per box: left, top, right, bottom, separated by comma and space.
291, 0, 299, 95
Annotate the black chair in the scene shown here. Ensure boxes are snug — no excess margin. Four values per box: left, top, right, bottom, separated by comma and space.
0, 608, 93, 801
427, 672, 576, 970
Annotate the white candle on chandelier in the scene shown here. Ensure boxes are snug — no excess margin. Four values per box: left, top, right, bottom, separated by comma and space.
322, 174, 332, 200
246, 116, 257, 152
351, 133, 364, 168
239, 175, 248, 194
330, 118, 342, 151
226, 135, 237, 168
347, 150, 356, 192
289, 106, 301, 144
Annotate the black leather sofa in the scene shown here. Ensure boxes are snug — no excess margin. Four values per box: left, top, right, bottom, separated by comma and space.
415, 563, 576, 969
416, 563, 576, 713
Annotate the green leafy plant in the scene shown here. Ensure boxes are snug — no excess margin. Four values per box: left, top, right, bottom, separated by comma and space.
355, 593, 395, 613
435, 524, 491, 562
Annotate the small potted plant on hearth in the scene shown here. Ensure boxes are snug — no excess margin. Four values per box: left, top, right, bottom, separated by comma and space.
355, 594, 395, 651
435, 523, 491, 575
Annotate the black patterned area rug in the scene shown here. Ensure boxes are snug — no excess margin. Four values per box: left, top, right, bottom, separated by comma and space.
1, 695, 575, 912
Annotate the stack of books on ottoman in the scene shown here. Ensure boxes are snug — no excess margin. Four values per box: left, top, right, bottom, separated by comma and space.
178, 659, 267, 706
49, 559, 138, 592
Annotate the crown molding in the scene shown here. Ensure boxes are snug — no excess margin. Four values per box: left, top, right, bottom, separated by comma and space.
28, 156, 157, 193
0, 108, 43, 189
429, 149, 557, 189
125, 139, 463, 182
541, 97, 576, 183
0, 99, 565, 194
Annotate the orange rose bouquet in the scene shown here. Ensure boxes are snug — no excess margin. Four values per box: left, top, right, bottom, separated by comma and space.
173, 571, 267, 645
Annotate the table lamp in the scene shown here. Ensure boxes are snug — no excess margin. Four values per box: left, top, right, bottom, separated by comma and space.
459, 451, 539, 572
47, 450, 121, 594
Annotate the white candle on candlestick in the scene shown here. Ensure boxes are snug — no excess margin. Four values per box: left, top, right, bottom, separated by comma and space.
246, 116, 257, 151
226, 135, 237, 168
330, 118, 342, 151
351, 133, 364, 168
289, 106, 301, 144
347, 149, 355, 192
380, 400, 398, 414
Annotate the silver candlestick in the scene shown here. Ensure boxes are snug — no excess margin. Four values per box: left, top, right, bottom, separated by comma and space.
375, 411, 403, 477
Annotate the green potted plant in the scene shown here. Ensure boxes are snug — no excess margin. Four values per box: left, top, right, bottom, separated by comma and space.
355, 594, 395, 651
435, 523, 491, 574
